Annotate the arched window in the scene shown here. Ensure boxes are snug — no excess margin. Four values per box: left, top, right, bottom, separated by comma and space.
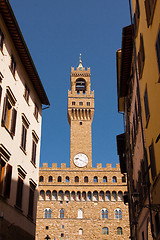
58, 190, 63, 201
78, 209, 83, 219
113, 176, 117, 183
48, 176, 53, 182
103, 176, 107, 183
118, 191, 123, 201
71, 191, 75, 201
39, 176, 43, 182
76, 78, 86, 93
112, 191, 117, 201
44, 208, 51, 218
82, 191, 86, 201
115, 208, 122, 219
39, 190, 45, 200
117, 227, 123, 235
93, 191, 98, 201
60, 209, 64, 219
46, 190, 51, 200
52, 190, 57, 201
75, 176, 79, 182
103, 227, 109, 235
65, 176, 69, 182
77, 191, 81, 201
64, 191, 70, 201
101, 209, 108, 219
106, 191, 111, 201
94, 176, 98, 183
58, 176, 62, 182
79, 228, 83, 235
87, 191, 92, 201
84, 176, 88, 182
99, 191, 104, 201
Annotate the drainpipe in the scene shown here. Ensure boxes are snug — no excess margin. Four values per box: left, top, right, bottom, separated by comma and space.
128, 0, 155, 238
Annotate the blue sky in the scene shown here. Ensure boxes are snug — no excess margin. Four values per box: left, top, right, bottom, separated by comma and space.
10, 0, 130, 167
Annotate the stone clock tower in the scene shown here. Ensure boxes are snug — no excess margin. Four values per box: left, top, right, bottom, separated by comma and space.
68, 55, 94, 169
36, 56, 130, 240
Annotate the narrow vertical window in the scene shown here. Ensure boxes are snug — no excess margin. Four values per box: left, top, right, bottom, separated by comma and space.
10, 54, 16, 76
28, 180, 36, 219
138, 34, 145, 79
24, 84, 30, 103
4, 164, 12, 198
60, 209, 64, 219
16, 177, 23, 209
31, 131, 39, 166
78, 209, 83, 219
34, 103, 39, 120
20, 114, 30, 153
117, 227, 123, 235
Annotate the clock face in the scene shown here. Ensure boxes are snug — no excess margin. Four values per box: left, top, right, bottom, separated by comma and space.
74, 153, 88, 167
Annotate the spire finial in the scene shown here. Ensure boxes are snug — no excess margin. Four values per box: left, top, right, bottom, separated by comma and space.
78, 53, 83, 70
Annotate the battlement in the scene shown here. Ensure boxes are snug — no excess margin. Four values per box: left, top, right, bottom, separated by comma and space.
40, 162, 120, 171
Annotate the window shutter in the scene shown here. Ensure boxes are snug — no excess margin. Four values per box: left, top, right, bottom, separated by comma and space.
145, 0, 151, 27
16, 177, 23, 208
156, 30, 160, 74
28, 188, 34, 218
10, 108, 17, 136
149, 142, 157, 180
2, 95, 8, 125
4, 164, 12, 198
32, 141, 37, 164
0, 156, 5, 194
0, 86, 2, 106
144, 87, 150, 123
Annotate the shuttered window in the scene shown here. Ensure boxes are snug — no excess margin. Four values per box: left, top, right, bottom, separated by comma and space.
16, 177, 23, 208
144, 86, 150, 126
21, 124, 27, 151
31, 140, 37, 165
10, 55, 16, 76
149, 141, 157, 181
28, 181, 36, 219
145, 0, 157, 27
2, 90, 17, 136
4, 164, 12, 198
138, 34, 145, 79
24, 84, 30, 103
0, 157, 5, 195
156, 29, 160, 74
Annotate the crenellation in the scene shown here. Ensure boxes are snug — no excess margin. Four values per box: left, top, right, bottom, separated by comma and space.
61, 163, 66, 169
106, 163, 112, 169
42, 162, 48, 168
96, 163, 102, 168
52, 163, 57, 168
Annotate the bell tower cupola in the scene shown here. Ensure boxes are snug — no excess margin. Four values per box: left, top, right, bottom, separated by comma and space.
68, 55, 94, 169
